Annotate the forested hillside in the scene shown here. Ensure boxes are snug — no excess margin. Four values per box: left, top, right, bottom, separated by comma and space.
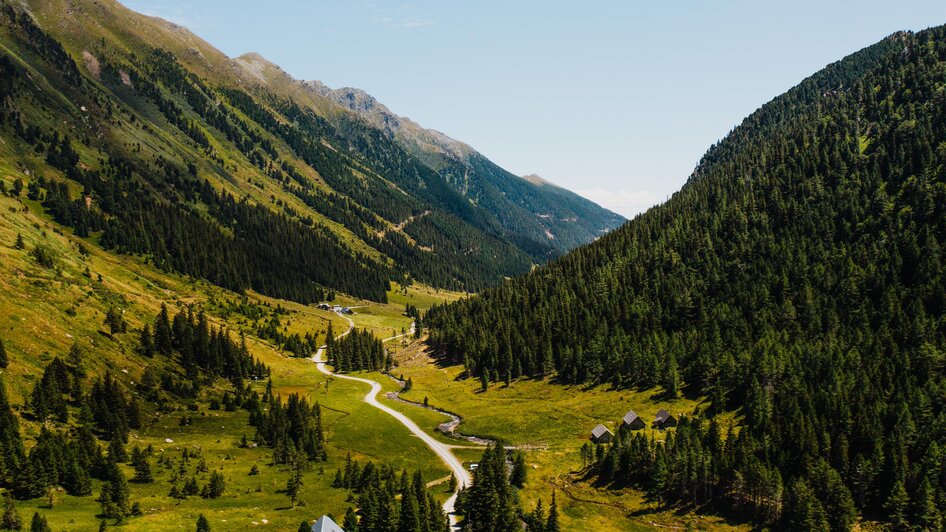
427, 26, 946, 527
308, 81, 625, 259
0, 0, 616, 307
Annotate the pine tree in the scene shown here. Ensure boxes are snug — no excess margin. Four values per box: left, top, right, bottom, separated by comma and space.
911, 477, 939, 530
343, 506, 359, 532
510, 452, 527, 488
397, 485, 419, 532
13, 234, 23, 250
0, 339, 7, 368
527, 498, 546, 532
786, 480, 829, 531
139, 325, 154, 358
183, 476, 199, 497
464, 444, 518, 532
108, 438, 127, 463
100, 456, 130, 522
297, 522, 310, 532
104, 307, 125, 335
196, 514, 210, 532
28, 513, 49, 532
885, 480, 909, 528
131, 446, 153, 483
546, 491, 559, 532
1, 494, 21, 530
202, 472, 225, 498
154, 304, 173, 357
664, 353, 680, 398
286, 452, 305, 508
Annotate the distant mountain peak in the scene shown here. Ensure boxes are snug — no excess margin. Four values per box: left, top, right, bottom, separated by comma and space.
303, 80, 470, 160
522, 173, 554, 187
232, 52, 288, 84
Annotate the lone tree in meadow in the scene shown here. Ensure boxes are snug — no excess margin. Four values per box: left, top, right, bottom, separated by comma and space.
285, 451, 305, 508
1, 493, 21, 530
29, 512, 50, 532
196, 514, 210, 532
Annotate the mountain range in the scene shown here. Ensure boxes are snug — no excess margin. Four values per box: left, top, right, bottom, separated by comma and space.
0, 0, 621, 304
3, 0, 945, 529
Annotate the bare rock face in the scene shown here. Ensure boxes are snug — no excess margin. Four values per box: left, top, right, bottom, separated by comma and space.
303, 80, 469, 160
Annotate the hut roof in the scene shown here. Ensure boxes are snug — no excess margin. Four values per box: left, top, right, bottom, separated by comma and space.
591, 424, 612, 439
622, 410, 641, 425
311, 515, 345, 532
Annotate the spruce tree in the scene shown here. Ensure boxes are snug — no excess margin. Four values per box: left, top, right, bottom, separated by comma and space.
0, 339, 7, 368
464, 444, 518, 532
154, 304, 173, 357
285, 451, 304, 508
131, 446, 153, 483
912, 477, 941, 530
196, 514, 210, 532
885, 481, 910, 528
528, 498, 546, 532
1, 494, 21, 531
546, 491, 559, 532
202, 472, 225, 498
100, 456, 130, 522
397, 486, 419, 532
510, 452, 527, 488
28, 513, 49, 532
343, 507, 359, 532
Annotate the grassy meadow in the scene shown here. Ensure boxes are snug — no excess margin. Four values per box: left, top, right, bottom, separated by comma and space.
388, 339, 746, 531
0, 171, 462, 530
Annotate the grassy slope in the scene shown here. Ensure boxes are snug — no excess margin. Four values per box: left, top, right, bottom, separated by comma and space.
388, 340, 745, 531
1, 145, 748, 530
0, 160, 463, 528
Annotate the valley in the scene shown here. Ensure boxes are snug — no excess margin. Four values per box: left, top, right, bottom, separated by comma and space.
0, 0, 944, 530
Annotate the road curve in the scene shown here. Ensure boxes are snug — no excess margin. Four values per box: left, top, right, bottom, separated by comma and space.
312, 313, 472, 529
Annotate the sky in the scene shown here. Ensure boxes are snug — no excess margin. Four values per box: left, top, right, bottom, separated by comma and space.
123, 1, 946, 218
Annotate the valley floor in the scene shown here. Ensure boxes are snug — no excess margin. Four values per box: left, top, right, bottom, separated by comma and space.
0, 180, 756, 530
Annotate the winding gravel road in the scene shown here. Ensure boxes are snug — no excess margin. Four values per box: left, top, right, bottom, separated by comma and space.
311, 313, 472, 529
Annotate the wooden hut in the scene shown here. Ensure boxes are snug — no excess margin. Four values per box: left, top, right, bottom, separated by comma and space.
654, 409, 677, 429
590, 423, 613, 444
622, 409, 645, 430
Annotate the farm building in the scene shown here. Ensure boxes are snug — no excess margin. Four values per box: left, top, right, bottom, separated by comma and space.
311, 514, 344, 532
590, 423, 613, 444
622, 409, 645, 430
655, 409, 677, 429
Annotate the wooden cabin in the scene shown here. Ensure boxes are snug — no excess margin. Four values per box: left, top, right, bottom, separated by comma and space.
622, 409, 645, 430
590, 423, 613, 444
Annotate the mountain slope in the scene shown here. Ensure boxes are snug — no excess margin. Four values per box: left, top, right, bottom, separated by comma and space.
427, 27, 946, 527
305, 80, 625, 257
0, 0, 617, 305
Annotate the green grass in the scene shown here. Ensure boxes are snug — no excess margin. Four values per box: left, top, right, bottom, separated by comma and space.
388, 340, 745, 531
0, 179, 462, 529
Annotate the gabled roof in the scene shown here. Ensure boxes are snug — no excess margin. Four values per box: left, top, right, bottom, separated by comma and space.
655, 409, 673, 422
312, 515, 345, 532
591, 424, 612, 439
622, 410, 641, 425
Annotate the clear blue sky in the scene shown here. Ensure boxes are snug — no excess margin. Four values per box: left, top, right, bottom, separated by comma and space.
124, 0, 945, 218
